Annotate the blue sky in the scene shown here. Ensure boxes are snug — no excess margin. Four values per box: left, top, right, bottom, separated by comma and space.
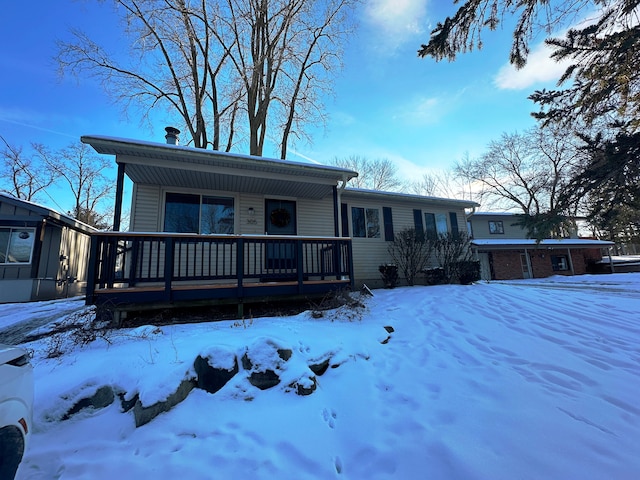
0, 0, 569, 196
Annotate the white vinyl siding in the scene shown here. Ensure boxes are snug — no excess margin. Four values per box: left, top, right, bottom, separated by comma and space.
469, 215, 528, 239
130, 186, 336, 237
342, 192, 470, 287
295, 196, 335, 237
130, 184, 162, 231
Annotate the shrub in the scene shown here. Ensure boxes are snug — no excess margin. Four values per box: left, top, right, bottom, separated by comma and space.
455, 260, 481, 285
387, 228, 435, 286
433, 233, 475, 284
378, 264, 399, 288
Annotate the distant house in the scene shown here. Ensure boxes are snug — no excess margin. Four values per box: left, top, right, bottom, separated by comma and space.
0, 193, 96, 303
80, 132, 477, 313
468, 212, 614, 280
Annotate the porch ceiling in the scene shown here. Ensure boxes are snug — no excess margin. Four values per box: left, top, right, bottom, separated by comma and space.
124, 163, 335, 199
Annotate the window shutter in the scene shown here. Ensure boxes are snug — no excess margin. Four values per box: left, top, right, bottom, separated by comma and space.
449, 212, 459, 237
341, 203, 349, 237
413, 209, 424, 240
383, 207, 394, 241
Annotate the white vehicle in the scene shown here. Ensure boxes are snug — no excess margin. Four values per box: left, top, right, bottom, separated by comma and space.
0, 345, 34, 480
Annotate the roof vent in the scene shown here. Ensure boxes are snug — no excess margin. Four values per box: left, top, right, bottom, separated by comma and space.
165, 126, 180, 145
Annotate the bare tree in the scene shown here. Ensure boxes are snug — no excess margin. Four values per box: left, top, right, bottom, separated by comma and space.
330, 155, 404, 191
0, 136, 58, 201
57, 0, 357, 157
38, 143, 114, 229
409, 166, 479, 202
454, 127, 583, 215
58, 0, 239, 150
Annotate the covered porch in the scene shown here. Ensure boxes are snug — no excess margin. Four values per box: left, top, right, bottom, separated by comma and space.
86, 232, 353, 312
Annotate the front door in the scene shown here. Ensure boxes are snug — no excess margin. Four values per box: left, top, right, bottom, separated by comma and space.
265, 199, 297, 270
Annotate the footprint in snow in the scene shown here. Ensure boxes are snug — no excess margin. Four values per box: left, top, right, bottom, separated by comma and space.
322, 408, 337, 429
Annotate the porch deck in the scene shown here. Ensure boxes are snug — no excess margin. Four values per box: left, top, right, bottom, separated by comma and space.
86, 233, 354, 310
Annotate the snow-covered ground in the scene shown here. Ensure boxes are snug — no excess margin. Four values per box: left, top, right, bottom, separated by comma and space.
4, 273, 640, 479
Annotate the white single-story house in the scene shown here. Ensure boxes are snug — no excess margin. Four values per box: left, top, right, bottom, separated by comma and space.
468, 212, 614, 280
80, 131, 478, 312
0, 193, 95, 303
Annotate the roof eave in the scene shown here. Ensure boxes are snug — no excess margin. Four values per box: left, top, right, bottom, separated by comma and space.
81, 135, 358, 182
342, 187, 479, 208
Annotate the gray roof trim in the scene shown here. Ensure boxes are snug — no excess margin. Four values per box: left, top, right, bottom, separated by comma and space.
471, 238, 614, 249
469, 212, 519, 217
342, 188, 479, 208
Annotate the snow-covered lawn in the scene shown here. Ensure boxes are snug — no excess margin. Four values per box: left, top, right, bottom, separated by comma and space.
4, 273, 640, 479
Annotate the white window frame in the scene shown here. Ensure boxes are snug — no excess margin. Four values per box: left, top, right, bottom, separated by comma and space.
351, 206, 381, 239
488, 221, 505, 234
0, 227, 36, 265
551, 254, 569, 271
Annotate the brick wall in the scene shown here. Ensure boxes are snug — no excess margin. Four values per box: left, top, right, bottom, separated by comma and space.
490, 250, 526, 280
489, 248, 603, 280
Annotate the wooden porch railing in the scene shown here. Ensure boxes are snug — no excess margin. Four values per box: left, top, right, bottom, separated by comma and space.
86, 233, 354, 307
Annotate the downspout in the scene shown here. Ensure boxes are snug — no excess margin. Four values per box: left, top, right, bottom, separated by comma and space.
608, 247, 615, 273
524, 248, 533, 279
336, 175, 349, 237
332, 186, 339, 237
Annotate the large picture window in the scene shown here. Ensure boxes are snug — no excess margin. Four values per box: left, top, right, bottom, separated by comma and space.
351, 207, 380, 238
0, 227, 36, 264
164, 193, 234, 234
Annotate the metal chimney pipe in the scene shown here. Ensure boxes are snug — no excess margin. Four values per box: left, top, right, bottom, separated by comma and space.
165, 126, 180, 145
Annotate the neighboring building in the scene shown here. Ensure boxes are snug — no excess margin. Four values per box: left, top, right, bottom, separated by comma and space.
80, 132, 477, 312
468, 212, 614, 280
0, 193, 96, 303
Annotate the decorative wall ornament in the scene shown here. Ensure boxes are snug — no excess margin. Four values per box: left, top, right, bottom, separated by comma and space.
270, 208, 291, 228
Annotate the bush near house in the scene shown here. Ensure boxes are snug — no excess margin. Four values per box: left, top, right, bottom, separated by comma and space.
378, 264, 399, 288
387, 228, 435, 286
388, 228, 479, 286
433, 233, 478, 284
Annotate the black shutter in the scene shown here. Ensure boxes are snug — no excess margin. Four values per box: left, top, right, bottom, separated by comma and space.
383, 207, 394, 241
413, 209, 424, 240
449, 212, 459, 237
341, 203, 349, 237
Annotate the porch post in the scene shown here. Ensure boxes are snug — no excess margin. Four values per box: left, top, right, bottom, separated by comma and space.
524, 248, 533, 279
113, 162, 126, 231
332, 185, 339, 237
85, 234, 99, 303
567, 248, 575, 274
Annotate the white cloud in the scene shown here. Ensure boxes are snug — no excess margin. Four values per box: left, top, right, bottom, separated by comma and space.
392, 96, 442, 125
364, 0, 428, 50
494, 42, 570, 90
492, 8, 610, 91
